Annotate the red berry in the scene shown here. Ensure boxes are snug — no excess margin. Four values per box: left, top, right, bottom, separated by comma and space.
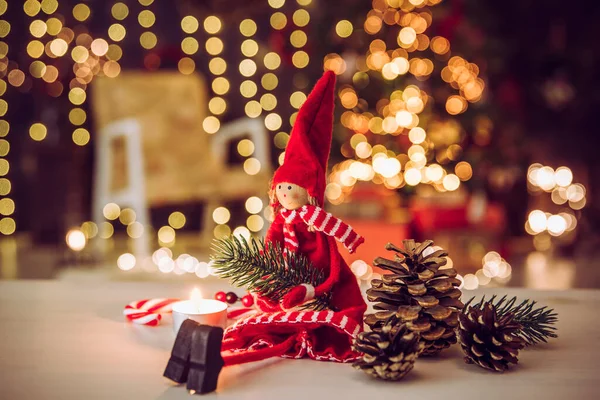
241, 294, 254, 307
215, 291, 226, 302
225, 292, 238, 304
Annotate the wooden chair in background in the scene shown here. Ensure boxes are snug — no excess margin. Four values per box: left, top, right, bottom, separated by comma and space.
91, 71, 271, 258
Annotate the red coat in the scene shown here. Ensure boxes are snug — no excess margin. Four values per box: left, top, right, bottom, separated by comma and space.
265, 213, 366, 320
221, 214, 366, 365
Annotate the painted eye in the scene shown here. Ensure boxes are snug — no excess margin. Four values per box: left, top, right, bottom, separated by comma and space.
278, 185, 281, 189
287, 186, 292, 190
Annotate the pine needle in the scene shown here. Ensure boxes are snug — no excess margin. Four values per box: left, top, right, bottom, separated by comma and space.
210, 236, 330, 310
464, 295, 558, 346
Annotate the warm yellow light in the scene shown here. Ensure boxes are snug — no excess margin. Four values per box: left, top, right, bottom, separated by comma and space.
103, 203, 121, 220
202, 116, 220, 134
293, 9, 310, 27
158, 226, 176, 244
247, 215, 264, 232
30, 20, 47, 38
169, 211, 186, 229
245, 100, 262, 118
212, 77, 230, 95
264, 52, 281, 70
66, 229, 86, 251
445, 95, 467, 115
292, 51, 309, 68
29, 123, 47, 141
106, 44, 123, 61
0, 197, 13, 215
243, 158, 261, 175
80, 221, 98, 239
261, 73, 278, 90
270, 12, 287, 30
50, 38, 68, 57
208, 57, 226, 75
241, 39, 258, 57
117, 253, 136, 271
72, 4, 91, 22
41, 0, 59, 15
140, 32, 157, 49
260, 93, 277, 111
289, 91, 306, 109
404, 168, 421, 186
72, 128, 90, 146
108, 24, 126, 42
455, 161, 473, 181
68, 88, 86, 105
99, 222, 114, 239
178, 57, 195, 75
240, 80, 258, 98
265, 113, 282, 131
208, 97, 227, 115
119, 208, 136, 225
290, 30, 307, 48
528, 210, 547, 233
233, 226, 251, 240
408, 127, 426, 144
0, 215, 14, 234
138, 10, 156, 28
212, 207, 231, 224
240, 19, 257, 37
0, 160, 9, 178
547, 214, 566, 236
239, 59, 257, 77
46, 18, 62, 36
0, 179, 10, 196
127, 222, 144, 238
442, 174, 460, 191
91, 39, 109, 56
206, 37, 223, 55
111, 3, 129, 20
245, 197, 263, 214
69, 108, 87, 126
204, 16, 222, 34
554, 167, 573, 187
395, 110, 412, 127
181, 37, 199, 55
398, 27, 417, 45
214, 224, 231, 239
273, 132, 289, 149
27, 40, 45, 58
336, 20, 353, 38
268, 0, 285, 8
24, 0, 42, 17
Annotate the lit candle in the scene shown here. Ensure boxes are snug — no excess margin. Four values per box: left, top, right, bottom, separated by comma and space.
171, 288, 228, 333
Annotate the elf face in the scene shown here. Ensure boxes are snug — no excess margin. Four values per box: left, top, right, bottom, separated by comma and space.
275, 182, 309, 210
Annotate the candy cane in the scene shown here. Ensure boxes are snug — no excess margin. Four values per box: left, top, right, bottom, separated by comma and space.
123, 298, 180, 326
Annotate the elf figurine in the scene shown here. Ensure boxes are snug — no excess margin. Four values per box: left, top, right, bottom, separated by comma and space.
219, 71, 367, 366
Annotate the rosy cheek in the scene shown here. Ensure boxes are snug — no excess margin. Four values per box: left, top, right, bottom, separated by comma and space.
292, 194, 299, 200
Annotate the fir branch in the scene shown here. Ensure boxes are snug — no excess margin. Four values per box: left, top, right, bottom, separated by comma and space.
210, 236, 330, 310
464, 295, 558, 346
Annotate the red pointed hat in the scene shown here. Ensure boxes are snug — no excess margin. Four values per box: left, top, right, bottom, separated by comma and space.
272, 70, 336, 205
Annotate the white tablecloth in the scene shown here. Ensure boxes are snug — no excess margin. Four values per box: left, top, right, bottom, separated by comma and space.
0, 281, 598, 400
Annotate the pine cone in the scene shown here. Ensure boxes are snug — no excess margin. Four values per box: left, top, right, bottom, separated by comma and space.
458, 301, 525, 372
365, 240, 463, 356
353, 320, 421, 381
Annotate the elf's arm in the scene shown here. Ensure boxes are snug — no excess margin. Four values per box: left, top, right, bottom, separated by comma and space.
281, 236, 340, 310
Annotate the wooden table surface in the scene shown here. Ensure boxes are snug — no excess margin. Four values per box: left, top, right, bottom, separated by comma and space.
0, 280, 598, 400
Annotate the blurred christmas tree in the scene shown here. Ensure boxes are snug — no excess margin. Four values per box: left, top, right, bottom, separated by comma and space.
317, 0, 491, 206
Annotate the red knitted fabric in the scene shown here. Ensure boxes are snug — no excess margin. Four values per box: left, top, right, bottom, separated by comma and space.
280, 205, 365, 254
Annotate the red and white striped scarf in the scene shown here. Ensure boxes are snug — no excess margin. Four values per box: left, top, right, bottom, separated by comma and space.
280, 205, 364, 254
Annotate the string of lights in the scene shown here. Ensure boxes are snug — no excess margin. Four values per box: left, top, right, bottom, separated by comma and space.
0, 0, 14, 236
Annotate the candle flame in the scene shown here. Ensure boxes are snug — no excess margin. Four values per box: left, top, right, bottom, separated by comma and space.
190, 287, 202, 304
